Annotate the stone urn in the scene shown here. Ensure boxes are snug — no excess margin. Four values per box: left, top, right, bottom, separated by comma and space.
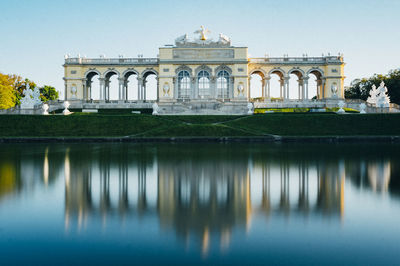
337, 100, 345, 114
42, 104, 49, 115
63, 101, 71, 115
360, 103, 367, 114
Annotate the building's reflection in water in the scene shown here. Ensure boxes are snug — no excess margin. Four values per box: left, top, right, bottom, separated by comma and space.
0, 144, 399, 254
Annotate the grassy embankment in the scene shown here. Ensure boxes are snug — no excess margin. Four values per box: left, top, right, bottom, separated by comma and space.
1, 112, 400, 138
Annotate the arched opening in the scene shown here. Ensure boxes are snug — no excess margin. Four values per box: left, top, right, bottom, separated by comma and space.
104, 71, 119, 101
198, 70, 210, 99
86, 71, 100, 100
177, 70, 191, 99
217, 70, 229, 99
124, 71, 139, 101
250, 71, 264, 99
288, 70, 304, 100
307, 70, 323, 100
143, 71, 158, 101
269, 70, 284, 99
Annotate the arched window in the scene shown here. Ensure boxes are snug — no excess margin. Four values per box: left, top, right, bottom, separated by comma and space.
198, 70, 210, 98
178, 70, 191, 99
217, 70, 229, 98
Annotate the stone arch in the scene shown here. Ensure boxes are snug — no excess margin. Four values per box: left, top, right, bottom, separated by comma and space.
307, 68, 324, 79
288, 68, 305, 78
175, 65, 193, 76
249, 69, 266, 99
141, 68, 158, 101
103, 69, 120, 79
215, 65, 232, 75
141, 68, 158, 79
84, 69, 101, 100
195, 65, 212, 76
268, 68, 285, 78
122, 68, 139, 78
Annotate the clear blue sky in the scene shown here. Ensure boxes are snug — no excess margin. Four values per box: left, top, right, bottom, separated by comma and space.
1, 0, 399, 97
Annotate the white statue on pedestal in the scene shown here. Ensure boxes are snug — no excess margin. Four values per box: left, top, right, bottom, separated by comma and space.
247, 102, 254, 115
20, 84, 42, 109
367, 81, 390, 108
63, 101, 72, 115
42, 104, 49, 115
152, 102, 160, 115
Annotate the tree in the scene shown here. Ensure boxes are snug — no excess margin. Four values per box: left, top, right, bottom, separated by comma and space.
346, 69, 400, 104
39, 85, 59, 102
0, 73, 16, 109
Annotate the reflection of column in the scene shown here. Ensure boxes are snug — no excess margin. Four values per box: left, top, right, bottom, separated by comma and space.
261, 163, 271, 213
119, 162, 129, 212
137, 163, 147, 213
298, 162, 309, 213
280, 163, 290, 213
100, 164, 110, 215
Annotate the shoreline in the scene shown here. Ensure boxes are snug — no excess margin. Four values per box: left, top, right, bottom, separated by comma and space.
1, 135, 399, 143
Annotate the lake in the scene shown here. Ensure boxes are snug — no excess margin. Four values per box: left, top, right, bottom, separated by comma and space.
0, 143, 399, 265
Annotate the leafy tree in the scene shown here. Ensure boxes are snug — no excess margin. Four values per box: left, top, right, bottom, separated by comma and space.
39, 85, 59, 102
0, 73, 16, 109
346, 69, 400, 104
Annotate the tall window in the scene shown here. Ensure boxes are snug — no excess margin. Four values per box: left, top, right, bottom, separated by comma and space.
198, 70, 210, 98
178, 70, 191, 99
217, 70, 229, 98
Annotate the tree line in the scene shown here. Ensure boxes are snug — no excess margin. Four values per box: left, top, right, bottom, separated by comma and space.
345, 69, 400, 104
0, 73, 58, 109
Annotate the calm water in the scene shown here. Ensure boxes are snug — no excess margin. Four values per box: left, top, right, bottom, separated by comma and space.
0, 143, 399, 265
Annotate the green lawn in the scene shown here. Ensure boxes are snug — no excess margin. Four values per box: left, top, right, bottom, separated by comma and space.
0, 113, 399, 137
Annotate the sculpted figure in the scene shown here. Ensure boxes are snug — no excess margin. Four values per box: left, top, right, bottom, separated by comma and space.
163, 84, 170, 97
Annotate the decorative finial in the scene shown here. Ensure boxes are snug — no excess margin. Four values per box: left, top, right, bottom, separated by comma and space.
194, 26, 210, 41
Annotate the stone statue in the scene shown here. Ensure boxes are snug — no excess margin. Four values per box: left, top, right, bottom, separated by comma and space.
152, 102, 160, 115
218, 33, 231, 45
20, 85, 42, 109
162, 84, 170, 97
331, 84, 338, 98
63, 101, 72, 115
70, 86, 77, 99
175, 34, 188, 45
367, 81, 390, 108
237, 84, 244, 97
42, 103, 49, 115
194, 26, 210, 41
247, 102, 254, 115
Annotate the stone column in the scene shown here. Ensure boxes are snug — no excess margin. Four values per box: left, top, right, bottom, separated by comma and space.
143, 79, 147, 101
191, 77, 196, 99
280, 79, 284, 99
303, 77, 309, 101
229, 77, 234, 100
137, 77, 143, 101
82, 79, 87, 101
118, 78, 125, 101
211, 76, 217, 99
173, 77, 178, 100
298, 79, 304, 100
99, 78, 105, 101
284, 77, 290, 100
265, 77, 271, 101
321, 78, 326, 99
64, 80, 68, 100
317, 79, 322, 99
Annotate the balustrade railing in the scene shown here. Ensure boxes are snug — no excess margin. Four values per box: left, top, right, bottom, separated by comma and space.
249, 56, 343, 64
65, 57, 159, 65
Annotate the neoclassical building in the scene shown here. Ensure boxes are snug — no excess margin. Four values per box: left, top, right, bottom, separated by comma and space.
63, 27, 345, 114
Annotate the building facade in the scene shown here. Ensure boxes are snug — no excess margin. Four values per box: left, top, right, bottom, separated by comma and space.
63, 28, 345, 113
